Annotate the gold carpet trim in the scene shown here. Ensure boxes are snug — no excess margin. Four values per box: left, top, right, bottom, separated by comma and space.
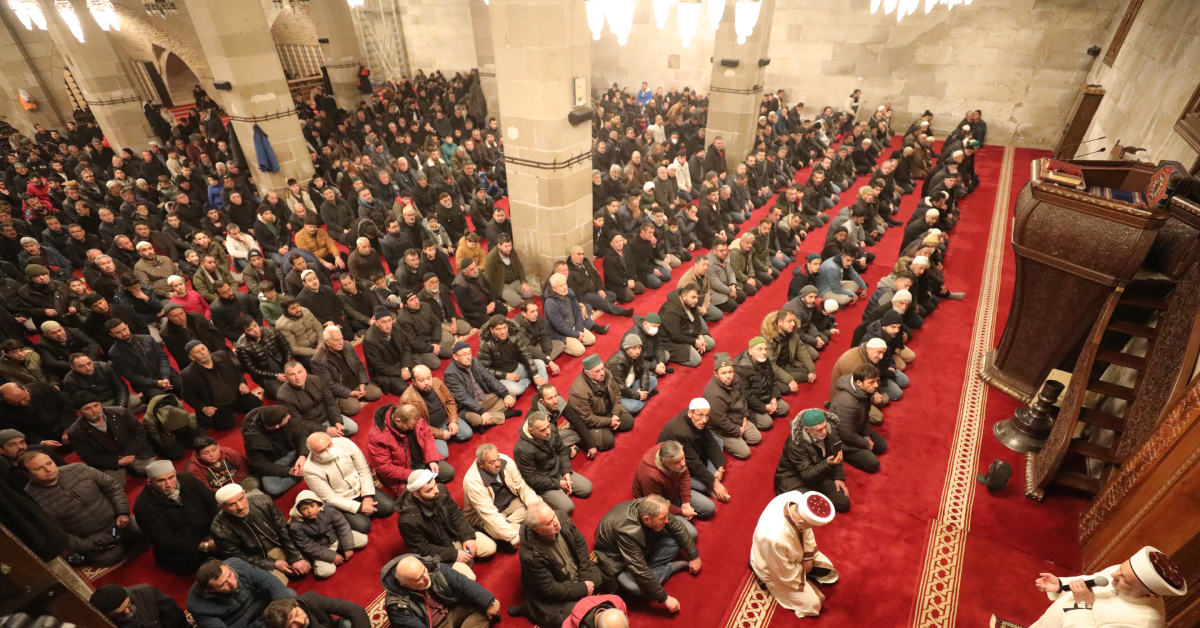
368, 589, 389, 627
910, 146, 1015, 628
723, 571, 780, 628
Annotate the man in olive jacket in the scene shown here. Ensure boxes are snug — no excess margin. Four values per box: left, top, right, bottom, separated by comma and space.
774, 409, 849, 512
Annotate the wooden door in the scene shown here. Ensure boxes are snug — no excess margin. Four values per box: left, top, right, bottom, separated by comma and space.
1055, 86, 1105, 159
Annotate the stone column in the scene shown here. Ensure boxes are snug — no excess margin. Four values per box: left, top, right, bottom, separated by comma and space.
706, 0, 776, 172
39, 0, 157, 152
308, 0, 367, 109
0, 13, 70, 135
467, 0, 498, 120
183, 0, 314, 190
490, 0, 591, 280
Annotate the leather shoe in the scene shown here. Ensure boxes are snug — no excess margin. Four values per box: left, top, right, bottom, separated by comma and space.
593, 324, 610, 334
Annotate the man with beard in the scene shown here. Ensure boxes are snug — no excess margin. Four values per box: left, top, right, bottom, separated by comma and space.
453, 258, 509, 329
361, 307, 412, 395
89, 582, 190, 628
133, 460, 220, 574
211, 484, 311, 584
235, 316, 293, 400
736, 335, 794, 423
656, 284, 716, 367
395, 468, 496, 581
17, 264, 75, 329
702, 353, 765, 461
396, 289, 449, 370
774, 409, 849, 512
106, 319, 181, 399
160, 303, 227, 368
181, 342, 262, 431
62, 353, 142, 413
1028, 546, 1186, 628
211, 281, 264, 342
34, 320, 103, 382
133, 240, 179, 298
67, 391, 157, 481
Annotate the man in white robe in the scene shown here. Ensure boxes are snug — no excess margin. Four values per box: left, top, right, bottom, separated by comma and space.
749, 490, 838, 618
1026, 545, 1186, 628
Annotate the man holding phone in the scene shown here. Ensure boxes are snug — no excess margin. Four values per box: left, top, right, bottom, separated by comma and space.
773, 409, 851, 513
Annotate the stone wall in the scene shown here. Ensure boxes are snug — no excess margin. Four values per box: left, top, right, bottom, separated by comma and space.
271, 5, 319, 46
397, 0, 478, 75
1082, 0, 1200, 166
589, 0, 1124, 148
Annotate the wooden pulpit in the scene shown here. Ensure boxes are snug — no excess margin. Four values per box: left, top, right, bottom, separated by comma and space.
981, 159, 1171, 403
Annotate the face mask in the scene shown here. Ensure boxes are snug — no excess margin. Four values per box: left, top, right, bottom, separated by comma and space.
313, 450, 336, 463
645, 325, 659, 336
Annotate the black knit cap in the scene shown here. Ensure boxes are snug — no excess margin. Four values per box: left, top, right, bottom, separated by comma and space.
89, 584, 129, 614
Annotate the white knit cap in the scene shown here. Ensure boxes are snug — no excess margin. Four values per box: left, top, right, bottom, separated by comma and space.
407, 469, 435, 492
865, 338, 888, 349
823, 299, 839, 313
929, 229, 942, 236
925, 208, 939, 218
962, 125, 970, 131
912, 256, 930, 266
893, 289, 912, 302
300, 269, 316, 280
168, 275, 183, 285
145, 460, 175, 478
136, 240, 154, 250
643, 182, 655, 192
214, 484, 244, 505
689, 398, 710, 411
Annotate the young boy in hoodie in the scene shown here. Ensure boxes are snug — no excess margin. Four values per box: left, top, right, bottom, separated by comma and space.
288, 490, 368, 579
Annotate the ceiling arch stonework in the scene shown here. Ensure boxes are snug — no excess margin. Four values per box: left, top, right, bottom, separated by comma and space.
108, 0, 212, 81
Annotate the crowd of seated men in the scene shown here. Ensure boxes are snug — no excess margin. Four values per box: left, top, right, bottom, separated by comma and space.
0, 67, 986, 628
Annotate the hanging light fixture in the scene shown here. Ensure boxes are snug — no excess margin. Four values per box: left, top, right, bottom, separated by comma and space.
733, 0, 759, 44
874, 0, 970, 22
584, 0, 605, 40
347, 0, 364, 6
605, 0, 635, 45
139, 0, 176, 17
706, 0, 724, 29
87, 0, 119, 31
652, 0, 673, 29
676, 0, 700, 46
8, 0, 47, 29
55, 0, 84, 42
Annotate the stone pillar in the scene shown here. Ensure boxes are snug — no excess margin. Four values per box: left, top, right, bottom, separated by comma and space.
490, 0, 591, 280
0, 14, 69, 135
308, 0, 367, 110
184, 0, 314, 190
706, 0, 776, 172
39, 0, 157, 152
467, 0, 498, 120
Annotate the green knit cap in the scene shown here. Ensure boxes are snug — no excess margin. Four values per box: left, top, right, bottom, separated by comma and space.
748, 336, 767, 349
801, 409, 827, 427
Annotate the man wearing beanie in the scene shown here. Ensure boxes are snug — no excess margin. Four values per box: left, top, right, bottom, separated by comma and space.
443, 341, 521, 429
0, 339, 46, 385
605, 333, 658, 416
703, 353, 764, 460
361, 306, 412, 396
90, 582, 189, 628
17, 262, 74, 328
829, 363, 887, 473
861, 310, 909, 402
568, 354, 635, 451
453, 257, 510, 329
396, 288, 451, 370
737, 335, 795, 421
66, 391, 157, 482
0, 429, 65, 492
774, 409, 850, 512
133, 459, 220, 574
181, 340, 263, 431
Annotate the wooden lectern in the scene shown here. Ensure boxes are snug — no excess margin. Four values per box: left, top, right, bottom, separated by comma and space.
981, 159, 1170, 403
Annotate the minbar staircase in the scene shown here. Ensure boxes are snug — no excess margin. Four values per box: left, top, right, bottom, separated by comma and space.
1026, 279, 1173, 500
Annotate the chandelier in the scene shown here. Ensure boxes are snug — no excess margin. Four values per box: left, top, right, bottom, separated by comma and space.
88, 0, 120, 31
8, 0, 47, 29
584, 0, 760, 46
872, 0, 972, 22
347, 0, 364, 6
55, 0, 85, 42
139, 0, 176, 17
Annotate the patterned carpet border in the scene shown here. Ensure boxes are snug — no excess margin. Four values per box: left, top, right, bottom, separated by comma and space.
909, 146, 1015, 628
720, 570, 778, 628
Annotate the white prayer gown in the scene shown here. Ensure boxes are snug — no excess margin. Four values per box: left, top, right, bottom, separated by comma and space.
1030, 565, 1165, 628
749, 493, 838, 618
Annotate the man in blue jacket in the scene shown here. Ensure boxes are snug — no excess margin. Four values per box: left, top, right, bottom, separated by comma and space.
380, 554, 499, 628
815, 249, 865, 307
187, 557, 295, 628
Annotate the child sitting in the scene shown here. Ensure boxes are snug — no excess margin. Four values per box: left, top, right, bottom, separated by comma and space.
287, 490, 368, 579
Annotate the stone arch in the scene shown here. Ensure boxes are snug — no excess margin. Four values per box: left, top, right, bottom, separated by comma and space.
107, 3, 211, 83
270, 5, 319, 46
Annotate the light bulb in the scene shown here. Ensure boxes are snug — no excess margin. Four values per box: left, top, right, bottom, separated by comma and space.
677, 0, 700, 47
585, 0, 605, 40
707, 0, 724, 29
733, 0, 759, 44
653, 0, 671, 29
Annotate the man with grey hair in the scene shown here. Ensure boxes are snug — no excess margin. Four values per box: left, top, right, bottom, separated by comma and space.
461, 443, 542, 547
593, 495, 700, 613
310, 326, 381, 417
511, 501, 615, 625
513, 411, 593, 515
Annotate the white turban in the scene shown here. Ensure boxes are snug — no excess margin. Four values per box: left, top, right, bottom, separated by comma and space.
215, 484, 244, 505
823, 299, 839, 313
1130, 546, 1186, 596
790, 491, 836, 527
689, 398, 710, 411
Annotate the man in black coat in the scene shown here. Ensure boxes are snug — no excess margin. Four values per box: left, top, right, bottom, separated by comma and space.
180, 343, 262, 431
160, 304, 227, 369
34, 320, 102, 382
774, 409, 849, 512
513, 502, 612, 625
133, 460, 220, 573
105, 319, 181, 399
261, 592, 370, 628
61, 354, 141, 413
657, 286, 715, 367
0, 382, 75, 446
656, 400, 731, 505
601, 234, 644, 303
210, 282, 264, 343
66, 392, 157, 480
361, 306, 411, 395
89, 583, 190, 628
395, 469, 496, 581
452, 258, 508, 328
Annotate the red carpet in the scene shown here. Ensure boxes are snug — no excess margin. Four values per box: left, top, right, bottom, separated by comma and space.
88, 140, 1085, 628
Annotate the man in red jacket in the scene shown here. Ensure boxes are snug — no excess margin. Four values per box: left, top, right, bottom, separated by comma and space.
367, 402, 455, 496
630, 441, 715, 538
